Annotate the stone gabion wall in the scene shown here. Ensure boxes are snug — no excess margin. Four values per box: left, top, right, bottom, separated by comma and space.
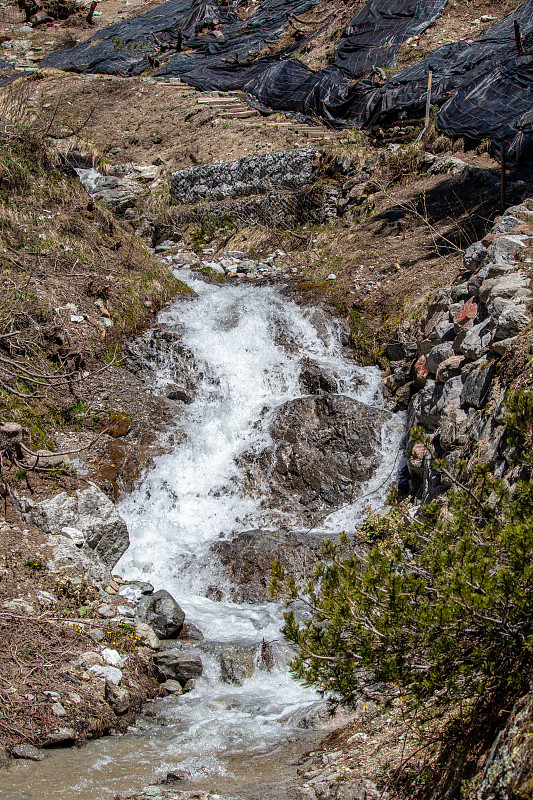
169, 183, 339, 230
170, 148, 319, 204
384, 199, 533, 499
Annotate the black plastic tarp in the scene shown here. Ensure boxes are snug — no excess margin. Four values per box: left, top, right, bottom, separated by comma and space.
249, 2, 533, 126
435, 39, 533, 164
41, 0, 324, 77
247, 1, 533, 163
41, 0, 449, 87
334, 0, 448, 77
0, 61, 32, 87
40, 0, 533, 164
155, 0, 449, 87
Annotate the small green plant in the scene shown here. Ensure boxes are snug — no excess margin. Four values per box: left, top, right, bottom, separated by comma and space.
48, 463, 74, 478
189, 214, 236, 252
112, 38, 151, 53
103, 620, 142, 650
348, 309, 380, 365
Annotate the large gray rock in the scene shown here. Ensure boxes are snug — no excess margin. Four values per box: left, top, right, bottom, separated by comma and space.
11, 743, 47, 761
459, 320, 492, 361
491, 336, 517, 356
505, 203, 533, 222
240, 395, 390, 522
436, 375, 463, 414
484, 234, 527, 264
463, 240, 488, 272
471, 691, 533, 800
423, 309, 451, 345
14, 487, 129, 568
299, 358, 339, 395
218, 644, 255, 685
489, 298, 531, 341
136, 590, 185, 639
483, 260, 519, 279
153, 649, 203, 684
460, 360, 495, 410
408, 382, 443, 432
491, 214, 522, 234
425, 342, 454, 374
451, 282, 470, 303
211, 528, 327, 603
87, 174, 143, 212
435, 354, 465, 383
89, 664, 122, 685
127, 329, 198, 404
108, 163, 157, 184
386, 322, 418, 361
439, 399, 469, 450
480, 273, 531, 305
42, 728, 76, 747
134, 622, 161, 650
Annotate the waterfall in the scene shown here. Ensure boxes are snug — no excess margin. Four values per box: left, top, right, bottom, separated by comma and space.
114, 271, 403, 772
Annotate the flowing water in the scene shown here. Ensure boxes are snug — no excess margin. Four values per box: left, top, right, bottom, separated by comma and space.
0, 273, 404, 799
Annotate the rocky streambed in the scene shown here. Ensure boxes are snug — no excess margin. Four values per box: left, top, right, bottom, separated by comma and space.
0, 261, 404, 799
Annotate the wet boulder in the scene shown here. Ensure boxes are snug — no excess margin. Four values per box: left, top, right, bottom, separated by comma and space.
298, 357, 338, 395
153, 649, 203, 684
211, 528, 337, 603
218, 644, 256, 686
126, 329, 198, 404
240, 395, 390, 523
136, 590, 185, 639
11, 743, 47, 761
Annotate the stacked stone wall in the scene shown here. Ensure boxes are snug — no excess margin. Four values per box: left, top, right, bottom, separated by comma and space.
385, 200, 533, 498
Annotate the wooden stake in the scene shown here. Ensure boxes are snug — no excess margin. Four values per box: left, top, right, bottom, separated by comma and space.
514, 20, 525, 56
86, 0, 97, 24
424, 69, 433, 129
500, 145, 507, 207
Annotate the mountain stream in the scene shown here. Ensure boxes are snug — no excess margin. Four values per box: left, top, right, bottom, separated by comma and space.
0, 272, 404, 799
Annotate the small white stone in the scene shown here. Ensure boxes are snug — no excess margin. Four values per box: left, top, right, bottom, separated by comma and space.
61, 526, 84, 547
102, 648, 127, 669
